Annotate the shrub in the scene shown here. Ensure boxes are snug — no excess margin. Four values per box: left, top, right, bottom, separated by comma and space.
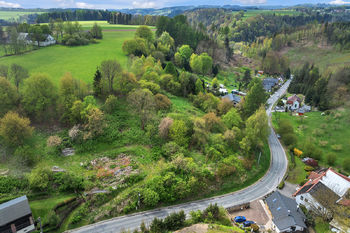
158, 117, 173, 140
343, 158, 350, 172
142, 188, 160, 207
251, 224, 259, 232
319, 140, 328, 147
304, 165, 315, 172
163, 211, 186, 231
331, 144, 342, 152
154, 94, 172, 111
282, 133, 297, 146
47, 135, 62, 148
190, 210, 203, 224
326, 153, 337, 165
149, 218, 165, 233
69, 125, 82, 141
293, 148, 303, 157
278, 181, 285, 189
103, 95, 118, 114
28, 167, 52, 191
0, 111, 33, 147
14, 145, 38, 167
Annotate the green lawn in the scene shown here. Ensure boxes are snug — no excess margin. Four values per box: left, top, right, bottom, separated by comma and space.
0, 30, 134, 85
30, 194, 75, 225
272, 110, 350, 170
0, 11, 44, 20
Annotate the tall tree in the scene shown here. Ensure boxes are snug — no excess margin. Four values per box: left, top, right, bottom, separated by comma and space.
91, 22, 103, 39
100, 60, 122, 94
22, 73, 58, 120
240, 106, 268, 156
243, 78, 267, 118
127, 88, 155, 130
93, 68, 102, 96
10, 64, 29, 91
29, 25, 45, 47
0, 111, 33, 147
0, 77, 19, 116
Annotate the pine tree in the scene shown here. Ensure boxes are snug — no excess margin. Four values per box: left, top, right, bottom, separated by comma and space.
93, 68, 102, 97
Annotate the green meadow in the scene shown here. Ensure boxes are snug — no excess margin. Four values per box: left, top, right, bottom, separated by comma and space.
0, 11, 44, 20
0, 29, 135, 84
286, 44, 350, 72
272, 110, 350, 170
242, 9, 300, 20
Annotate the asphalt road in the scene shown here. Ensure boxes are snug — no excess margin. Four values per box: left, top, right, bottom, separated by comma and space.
66, 79, 292, 233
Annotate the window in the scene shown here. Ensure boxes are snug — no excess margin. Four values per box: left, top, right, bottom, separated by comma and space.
305, 198, 308, 202
300, 196, 304, 200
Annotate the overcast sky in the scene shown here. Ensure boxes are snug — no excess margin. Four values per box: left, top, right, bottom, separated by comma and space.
0, 0, 349, 9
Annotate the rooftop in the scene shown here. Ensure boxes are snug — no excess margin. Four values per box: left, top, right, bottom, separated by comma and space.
0, 195, 32, 226
266, 191, 306, 231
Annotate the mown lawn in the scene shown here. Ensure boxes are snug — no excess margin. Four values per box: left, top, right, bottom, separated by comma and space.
0, 30, 134, 85
272, 110, 350, 170
30, 194, 75, 225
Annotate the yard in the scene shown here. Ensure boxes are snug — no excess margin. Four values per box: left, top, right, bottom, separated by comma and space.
272, 110, 350, 172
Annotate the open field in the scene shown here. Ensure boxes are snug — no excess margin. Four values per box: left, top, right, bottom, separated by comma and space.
39, 21, 156, 30
0, 10, 44, 20
243, 9, 300, 20
285, 44, 350, 72
272, 110, 350, 172
0, 30, 134, 84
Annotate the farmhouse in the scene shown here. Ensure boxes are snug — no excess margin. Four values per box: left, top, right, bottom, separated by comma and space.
0, 196, 35, 233
17, 33, 56, 47
222, 93, 242, 106
265, 191, 306, 233
286, 94, 302, 111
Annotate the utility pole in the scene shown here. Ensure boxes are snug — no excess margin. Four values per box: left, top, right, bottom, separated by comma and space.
37, 217, 43, 233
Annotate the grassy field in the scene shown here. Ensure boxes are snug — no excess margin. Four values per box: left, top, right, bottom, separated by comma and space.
272, 110, 350, 171
0, 30, 134, 85
0, 11, 44, 20
243, 9, 300, 20
30, 194, 75, 225
285, 44, 350, 72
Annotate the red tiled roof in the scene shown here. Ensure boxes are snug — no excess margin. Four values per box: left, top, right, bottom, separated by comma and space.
293, 168, 350, 197
293, 170, 327, 197
338, 198, 350, 206
287, 95, 301, 103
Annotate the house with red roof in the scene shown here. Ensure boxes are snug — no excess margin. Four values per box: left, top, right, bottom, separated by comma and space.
286, 94, 302, 111
293, 168, 350, 232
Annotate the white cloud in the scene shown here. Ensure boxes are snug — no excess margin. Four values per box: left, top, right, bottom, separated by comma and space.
0, 0, 21, 7
54, 0, 75, 7
236, 0, 267, 4
54, 0, 95, 8
76, 1, 95, 8
132, 1, 156, 8
329, 0, 350, 4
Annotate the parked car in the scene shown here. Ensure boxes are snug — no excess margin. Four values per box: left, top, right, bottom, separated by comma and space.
243, 220, 255, 227
234, 216, 246, 223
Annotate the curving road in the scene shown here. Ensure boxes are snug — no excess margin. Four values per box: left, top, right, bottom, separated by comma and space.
66, 79, 291, 233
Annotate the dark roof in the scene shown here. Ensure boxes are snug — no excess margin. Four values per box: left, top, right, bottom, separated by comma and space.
0, 196, 32, 226
309, 182, 340, 207
266, 191, 306, 231
262, 78, 278, 91
222, 93, 241, 103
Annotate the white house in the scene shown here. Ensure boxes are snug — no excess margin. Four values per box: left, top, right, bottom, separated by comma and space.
294, 168, 350, 230
17, 33, 56, 47
266, 191, 306, 233
286, 94, 302, 111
